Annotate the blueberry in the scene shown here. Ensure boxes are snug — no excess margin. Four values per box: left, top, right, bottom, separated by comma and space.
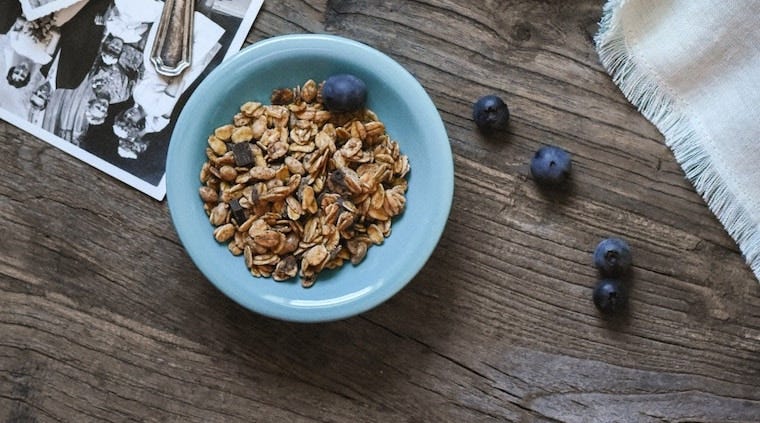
593, 278, 628, 314
593, 237, 632, 277
473, 95, 510, 132
530, 145, 571, 186
321, 74, 367, 112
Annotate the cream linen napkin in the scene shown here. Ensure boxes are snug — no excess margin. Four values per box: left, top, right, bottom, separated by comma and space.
595, 0, 760, 281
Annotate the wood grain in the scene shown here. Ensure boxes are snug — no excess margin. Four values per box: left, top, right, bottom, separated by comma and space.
2, 1, 759, 421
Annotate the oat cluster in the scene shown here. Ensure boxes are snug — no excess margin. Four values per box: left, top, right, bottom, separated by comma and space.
199, 79, 410, 287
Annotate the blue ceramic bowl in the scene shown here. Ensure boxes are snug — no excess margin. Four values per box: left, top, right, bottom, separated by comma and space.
166, 34, 453, 322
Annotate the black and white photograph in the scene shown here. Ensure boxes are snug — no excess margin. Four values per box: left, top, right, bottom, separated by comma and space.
0, 0, 263, 199
20, 0, 83, 21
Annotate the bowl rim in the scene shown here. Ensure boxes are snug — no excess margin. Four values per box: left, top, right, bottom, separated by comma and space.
166, 33, 454, 322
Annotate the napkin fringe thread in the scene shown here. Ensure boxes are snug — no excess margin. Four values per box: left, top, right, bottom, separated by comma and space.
595, 0, 760, 280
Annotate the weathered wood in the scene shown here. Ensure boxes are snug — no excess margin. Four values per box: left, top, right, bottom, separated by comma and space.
1, 1, 759, 421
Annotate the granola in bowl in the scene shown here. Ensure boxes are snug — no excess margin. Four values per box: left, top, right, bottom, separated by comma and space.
199, 79, 410, 288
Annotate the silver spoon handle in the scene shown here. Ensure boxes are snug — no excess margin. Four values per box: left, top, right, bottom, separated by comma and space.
150, 0, 194, 77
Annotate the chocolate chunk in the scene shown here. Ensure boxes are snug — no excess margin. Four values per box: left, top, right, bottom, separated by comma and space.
230, 198, 247, 225
232, 142, 253, 167
270, 88, 295, 105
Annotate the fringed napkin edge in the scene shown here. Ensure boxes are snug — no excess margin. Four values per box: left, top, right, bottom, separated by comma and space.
594, 0, 760, 281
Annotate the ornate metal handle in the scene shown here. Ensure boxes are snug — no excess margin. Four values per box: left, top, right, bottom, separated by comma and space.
150, 0, 194, 77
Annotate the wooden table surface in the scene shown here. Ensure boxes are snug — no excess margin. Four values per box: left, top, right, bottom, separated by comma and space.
2, 1, 760, 421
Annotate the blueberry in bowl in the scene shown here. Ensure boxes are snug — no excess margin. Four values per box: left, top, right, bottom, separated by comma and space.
321, 73, 367, 112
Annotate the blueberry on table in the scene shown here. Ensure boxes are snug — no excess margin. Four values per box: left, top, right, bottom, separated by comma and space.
530, 145, 572, 186
592, 278, 628, 315
593, 237, 632, 277
472, 95, 510, 132
321, 74, 367, 112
